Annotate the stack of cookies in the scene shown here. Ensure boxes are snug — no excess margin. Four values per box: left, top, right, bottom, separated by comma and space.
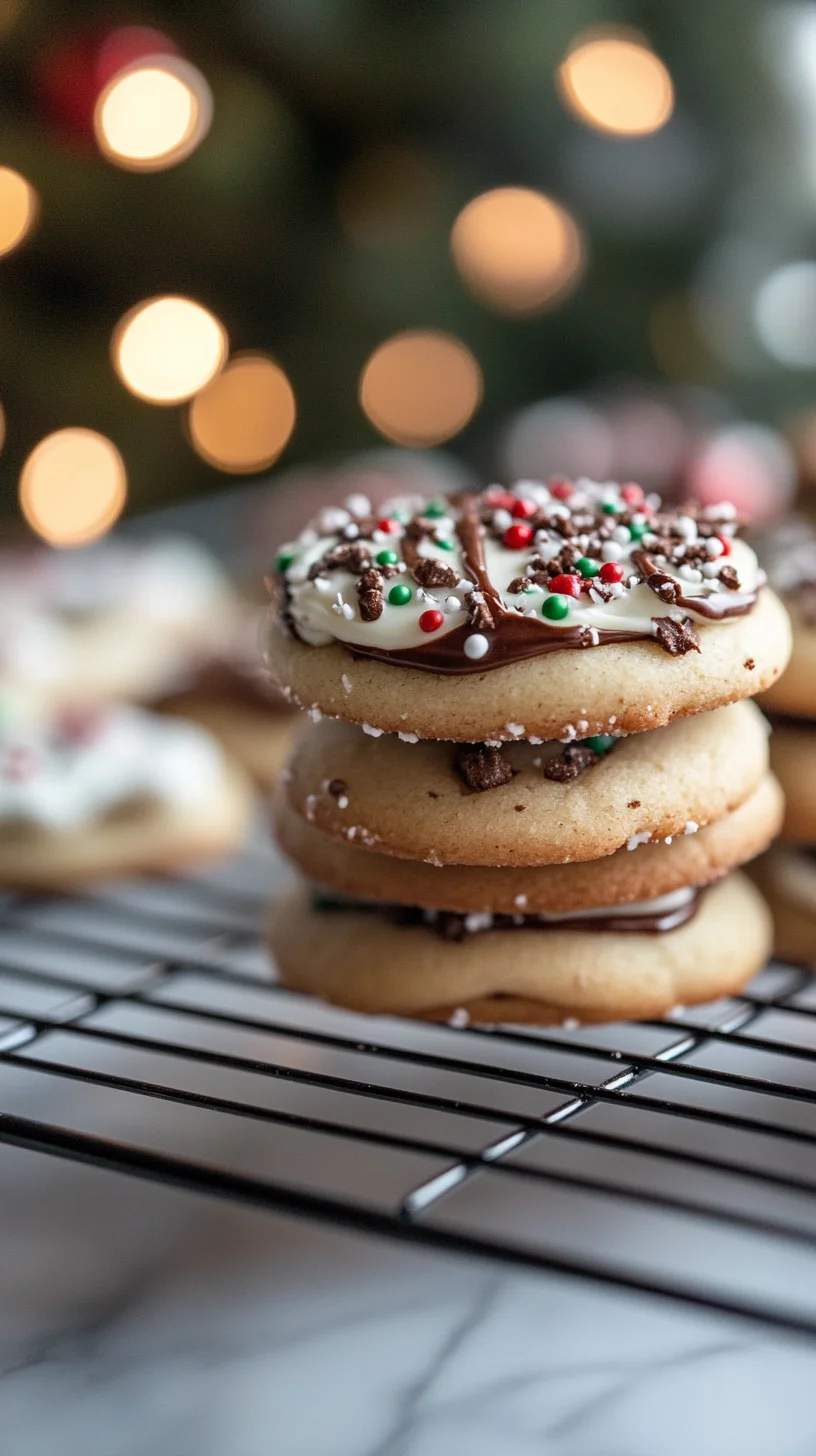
266, 479, 790, 1025
753, 518, 816, 962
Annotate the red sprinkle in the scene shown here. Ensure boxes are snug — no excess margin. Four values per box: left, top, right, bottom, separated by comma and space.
717, 534, 732, 555
486, 489, 517, 512
503, 523, 534, 550
620, 483, 644, 506
599, 561, 624, 584
549, 480, 572, 500
376, 517, 399, 533
547, 573, 582, 598
419, 609, 445, 633
511, 497, 537, 519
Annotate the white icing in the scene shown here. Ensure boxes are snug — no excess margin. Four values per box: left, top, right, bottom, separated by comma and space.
0, 701, 227, 831
280, 482, 761, 656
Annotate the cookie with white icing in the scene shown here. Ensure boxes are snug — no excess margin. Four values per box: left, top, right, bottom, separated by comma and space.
752, 846, 816, 965
273, 772, 782, 915
264, 480, 790, 741
281, 700, 769, 867
757, 515, 816, 719
0, 536, 239, 708
0, 700, 252, 888
268, 872, 771, 1024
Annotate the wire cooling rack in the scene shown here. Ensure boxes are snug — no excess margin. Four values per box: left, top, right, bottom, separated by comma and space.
3, 826, 816, 1341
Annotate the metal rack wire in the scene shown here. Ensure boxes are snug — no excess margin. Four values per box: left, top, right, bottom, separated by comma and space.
3, 828, 816, 1340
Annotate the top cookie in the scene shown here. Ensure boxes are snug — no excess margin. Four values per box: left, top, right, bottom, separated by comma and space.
756, 515, 816, 720
265, 479, 789, 741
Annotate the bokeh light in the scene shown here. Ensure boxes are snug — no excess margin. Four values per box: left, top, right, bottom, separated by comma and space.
501, 398, 614, 483
94, 57, 213, 172
754, 261, 816, 367
0, 167, 38, 257
359, 330, 482, 446
451, 187, 584, 315
19, 428, 127, 546
188, 353, 296, 473
113, 296, 227, 404
557, 31, 674, 136
336, 142, 440, 248
686, 423, 795, 523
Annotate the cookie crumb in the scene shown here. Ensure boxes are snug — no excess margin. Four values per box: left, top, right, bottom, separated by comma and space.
627, 799, 641, 809
651, 616, 701, 656
361, 723, 384, 737
455, 743, 514, 792
627, 830, 652, 850
448, 1007, 470, 1029
398, 731, 420, 743
544, 743, 599, 782
744, 657, 755, 670
428, 790, 439, 799
514, 804, 526, 812
514, 893, 528, 909
683, 820, 699, 835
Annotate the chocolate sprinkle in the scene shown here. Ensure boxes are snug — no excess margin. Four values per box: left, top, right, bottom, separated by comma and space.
455, 743, 514, 792
719, 564, 741, 591
652, 616, 701, 656
412, 558, 458, 590
543, 743, 600, 782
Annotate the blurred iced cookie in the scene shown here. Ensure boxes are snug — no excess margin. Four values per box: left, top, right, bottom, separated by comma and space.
264, 480, 789, 742
268, 873, 771, 1024
0, 698, 252, 889
0, 535, 239, 707
757, 515, 816, 719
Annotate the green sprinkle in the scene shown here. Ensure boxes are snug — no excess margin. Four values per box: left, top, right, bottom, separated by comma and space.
277, 549, 296, 572
628, 521, 648, 541
542, 594, 569, 621
389, 508, 410, 523
601, 501, 620, 515
423, 499, 446, 518
581, 734, 617, 755
576, 556, 600, 578
388, 583, 412, 606
436, 538, 454, 551
376, 549, 400, 566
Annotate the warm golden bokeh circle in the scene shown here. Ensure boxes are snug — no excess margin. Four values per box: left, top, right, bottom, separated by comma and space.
94, 57, 213, 171
188, 353, 297, 473
450, 187, 585, 315
0, 167, 38, 257
557, 32, 674, 136
112, 296, 228, 404
19, 428, 127, 546
359, 330, 482, 446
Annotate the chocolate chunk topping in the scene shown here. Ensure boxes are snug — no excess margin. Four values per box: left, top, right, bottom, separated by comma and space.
309, 542, 372, 579
467, 593, 495, 631
507, 576, 529, 594
358, 590, 383, 622
652, 616, 701, 656
628, 799, 641, 808
413, 558, 458, 590
647, 570, 680, 604
455, 743, 514, 792
576, 625, 597, 648
744, 658, 755, 670
719, 564, 741, 590
543, 743, 599, 782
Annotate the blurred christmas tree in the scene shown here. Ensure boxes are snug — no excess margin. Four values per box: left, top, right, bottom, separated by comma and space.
0, 0, 812, 535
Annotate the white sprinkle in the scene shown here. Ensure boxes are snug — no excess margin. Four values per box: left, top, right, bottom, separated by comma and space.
631, 511, 647, 526
343, 523, 360, 540
678, 564, 703, 582
444, 595, 461, 614
492, 508, 513, 531
601, 541, 623, 562
562, 1018, 580, 1031
612, 525, 631, 546
683, 820, 699, 835
372, 529, 389, 545
577, 719, 588, 733
505, 722, 525, 737
528, 736, 544, 745
305, 794, 318, 821
561, 723, 577, 741
449, 1007, 470, 1029
337, 795, 349, 810
398, 731, 419, 743
532, 756, 542, 767
627, 830, 652, 851
286, 563, 309, 583
485, 740, 503, 748
318, 506, 351, 532
675, 515, 698, 541
705, 537, 724, 558
549, 502, 571, 520
345, 492, 372, 518
702, 501, 736, 520
314, 576, 333, 594
307, 705, 323, 722
345, 826, 357, 839
457, 579, 475, 594
362, 723, 384, 737
588, 587, 605, 605
701, 561, 721, 578
341, 603, 354, 621
608, 583, 624, 598
464, 633, 490, 660
514, 894, 528, 909
300, 527, 318, 547
642, 533, 659, 549
464, 912, 493, 934
608, 715, 616, 725
341, 673, 352, 694
664, 836, 672, 845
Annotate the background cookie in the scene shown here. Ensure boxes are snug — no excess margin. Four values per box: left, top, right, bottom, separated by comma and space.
266, 587, 789, 743
283, 700, 769, 866
0, 759, 252, 890
273, 772, 782, 913
760, 599, 816, 719
768, 722, 816, 842
158, 693, 298, 790
751, 848, 816, 966
269, 872, 771, 1023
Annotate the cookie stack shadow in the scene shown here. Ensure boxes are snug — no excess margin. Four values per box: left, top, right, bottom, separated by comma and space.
266, 483, 791, 1026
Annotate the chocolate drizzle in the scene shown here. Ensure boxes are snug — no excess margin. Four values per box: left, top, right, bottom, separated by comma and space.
631, 552, 757, 621
311, 888, 702, 938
